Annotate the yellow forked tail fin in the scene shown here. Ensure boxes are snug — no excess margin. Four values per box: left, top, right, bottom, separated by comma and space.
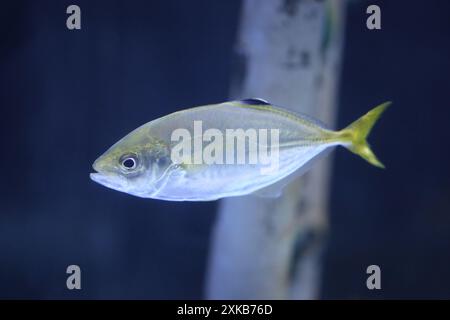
339, 102, 391, 168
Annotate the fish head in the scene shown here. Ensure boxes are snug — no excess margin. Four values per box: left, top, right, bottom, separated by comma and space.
90, 127, 172, 197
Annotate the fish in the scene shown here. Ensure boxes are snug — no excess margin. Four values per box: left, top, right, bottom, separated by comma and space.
90, 99, 390, 201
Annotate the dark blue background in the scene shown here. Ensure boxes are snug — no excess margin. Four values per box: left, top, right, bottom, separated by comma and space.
0, 0, 449, 299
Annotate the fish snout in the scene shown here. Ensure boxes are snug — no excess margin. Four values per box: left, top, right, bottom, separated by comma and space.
90, 156, 112, 184
92, 154, 115, 174
92, 156, 104, 173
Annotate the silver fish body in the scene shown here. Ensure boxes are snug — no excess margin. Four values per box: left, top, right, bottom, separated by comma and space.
90, 99, 389, 201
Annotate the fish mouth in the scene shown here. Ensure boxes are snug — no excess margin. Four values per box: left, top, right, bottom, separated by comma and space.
90, 172, 108, 186
90, 171, 129, 191
90, 158, 128, 191
90, 158, 106, 185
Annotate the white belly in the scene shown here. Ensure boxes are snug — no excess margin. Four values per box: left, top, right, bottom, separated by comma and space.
150, 142, 337, 201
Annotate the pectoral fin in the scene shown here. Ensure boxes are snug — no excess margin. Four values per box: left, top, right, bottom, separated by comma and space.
250, 147, 335, 198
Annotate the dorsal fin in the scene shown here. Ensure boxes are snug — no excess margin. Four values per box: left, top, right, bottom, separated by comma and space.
239, 98, 270, 105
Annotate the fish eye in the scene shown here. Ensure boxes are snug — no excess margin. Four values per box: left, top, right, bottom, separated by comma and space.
120, 154, 138, 170
122, 158, 136, 169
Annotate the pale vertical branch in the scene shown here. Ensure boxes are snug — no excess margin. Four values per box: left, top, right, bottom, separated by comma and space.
206, 0, 346, 299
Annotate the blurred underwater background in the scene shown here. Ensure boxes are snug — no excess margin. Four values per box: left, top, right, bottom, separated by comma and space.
0, 0, 450, 299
